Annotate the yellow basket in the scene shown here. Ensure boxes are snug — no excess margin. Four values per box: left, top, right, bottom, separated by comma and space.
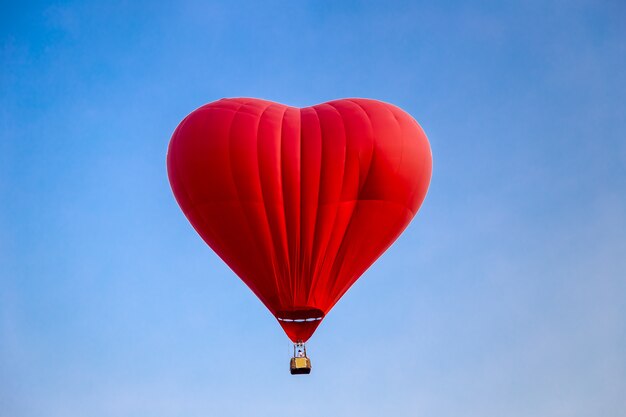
290, 357, 312, 375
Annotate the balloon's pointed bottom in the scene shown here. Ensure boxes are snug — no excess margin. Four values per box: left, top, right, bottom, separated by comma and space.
278, 320, 322, 342
276, 308, 324, 342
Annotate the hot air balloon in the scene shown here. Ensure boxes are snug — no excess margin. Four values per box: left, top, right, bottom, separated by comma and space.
167, 97, 432, 374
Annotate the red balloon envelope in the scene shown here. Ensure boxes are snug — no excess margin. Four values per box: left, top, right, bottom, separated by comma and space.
167, 98, 432, 342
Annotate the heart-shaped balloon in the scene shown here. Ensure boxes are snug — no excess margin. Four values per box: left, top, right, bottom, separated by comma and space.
167, 97, 432, 342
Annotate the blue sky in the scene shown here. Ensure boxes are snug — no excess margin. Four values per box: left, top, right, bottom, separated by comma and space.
1, 1, 625, 416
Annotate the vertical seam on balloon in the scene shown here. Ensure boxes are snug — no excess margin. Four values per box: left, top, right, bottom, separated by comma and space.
226, 100, 281, 309
298, 108, 316, 307
254, 103, 288, 309
346, 99, 376, 195
284, 106, 300, 308
305, 105, 324, 307
220, 102, 257, 251
325, 99, 377, 306
388, 108, 422, 216
296, 107, 303, 307
312, 101, 355, 309
275, 104, 294, 307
